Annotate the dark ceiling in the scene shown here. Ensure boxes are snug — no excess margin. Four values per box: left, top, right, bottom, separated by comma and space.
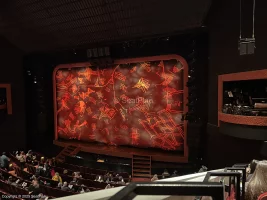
0, 0, 211, 53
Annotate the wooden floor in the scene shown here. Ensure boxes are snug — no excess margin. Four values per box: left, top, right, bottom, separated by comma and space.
54, 140, 188, 163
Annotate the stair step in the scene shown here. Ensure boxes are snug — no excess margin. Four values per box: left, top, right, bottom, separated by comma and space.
133, 155, 150, 158
133, 169, 150, 173
133, 165, 150, 169
133, 173, 151, 178
133, 157, 150, 161
133, 161, 150, 165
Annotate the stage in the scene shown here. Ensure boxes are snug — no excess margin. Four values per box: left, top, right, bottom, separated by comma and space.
54, 140, 188, 163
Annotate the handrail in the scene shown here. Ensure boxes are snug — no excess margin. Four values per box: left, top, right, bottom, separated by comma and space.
225, 167, 246, 200
203, 172, 241, 200
109, 182, 224, 200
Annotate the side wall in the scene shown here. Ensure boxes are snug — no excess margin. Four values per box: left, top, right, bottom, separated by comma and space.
206, 0, 267, 168
0, 37, 26, 152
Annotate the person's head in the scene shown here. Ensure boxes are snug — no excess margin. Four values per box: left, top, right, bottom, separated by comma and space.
246, 161, 267, 200
8, 176, 13, 182
105, 184, 111, 189
63, 181, 68, 187
32, 179, 39, 187
28, 150, 32, 154
2, 152, 6, 156
55, 172, 59, 176
63, 169, 68, 174
153, 174, 158, 178
21, 151, 25, 155
173, 170, 177, 174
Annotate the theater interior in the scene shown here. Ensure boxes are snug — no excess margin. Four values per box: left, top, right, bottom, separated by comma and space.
0, 0, 267, 199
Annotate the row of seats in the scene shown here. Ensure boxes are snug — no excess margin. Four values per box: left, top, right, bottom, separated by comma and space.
56, 160, 129, 178
51, 165, 130, 182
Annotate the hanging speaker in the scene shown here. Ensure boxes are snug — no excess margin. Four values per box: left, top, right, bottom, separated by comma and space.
239, 38, 255, 55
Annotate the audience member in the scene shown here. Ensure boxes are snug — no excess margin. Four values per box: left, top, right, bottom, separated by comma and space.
171, 170, 178, 177
105, 173, 113, 182
57, 182, 62, 189
61, 182, 70, 191
11, 179, 21, 187
43, 162, 52, 178
36, 162, 44, 176
17, 151, 26, 169
50, 168, 55, 177
74, 172, 82, 178
52, 172, 62, 183
69, 177, 77, 186
36, 193, 48, 200
105, 184, 111, 189
26, 150, 33, 163
7, 176, 13, 184
28, 179, 41, 195
198, 165, 208, 173
162, 169, 170, 179
151, 174, 158, 182
117, 176, 125, 185
0, 152, 10, 170
63, 169, 68, 175
95, 175, 104, 182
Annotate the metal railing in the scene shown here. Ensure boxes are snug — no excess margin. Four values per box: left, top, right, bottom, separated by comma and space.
109, 182, 225, 200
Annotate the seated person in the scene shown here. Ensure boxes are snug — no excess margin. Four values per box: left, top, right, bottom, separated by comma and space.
35, 162, 44, 176
43, 162, 52, 178
7, 176, 13, 184
0, 152, 10, 171
171, 170, 178, 177
61, 181, 70, 191
162, 169, 170, 179
95, 175, 104, 182
52, 172, 62, 183
36, 193, 48, 200
11, 179, 21, 187
26, 150, 33, 163
57, 182, 62, 189
151, 174, 158, 182
28, 179, 41, 195
69, 177, 77, 185
106, 173, 113, 183
17, 151, 26, 169
117, 176, 125, 185
74, 172, 82, 178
